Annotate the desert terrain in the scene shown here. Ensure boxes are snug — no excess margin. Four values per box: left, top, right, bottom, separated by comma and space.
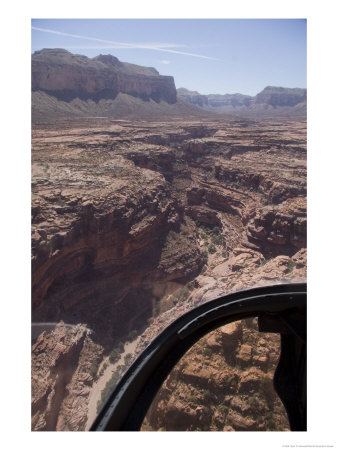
31, 115, 306, 431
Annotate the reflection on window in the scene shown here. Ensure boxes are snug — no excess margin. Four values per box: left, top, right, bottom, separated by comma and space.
141, 318, 289, 431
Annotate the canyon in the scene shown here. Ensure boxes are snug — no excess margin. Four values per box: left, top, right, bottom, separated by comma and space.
31, 49, 306, 431
31, 116, 306, 431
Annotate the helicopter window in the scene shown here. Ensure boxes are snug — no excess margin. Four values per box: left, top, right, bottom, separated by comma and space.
141, 319, 289, 431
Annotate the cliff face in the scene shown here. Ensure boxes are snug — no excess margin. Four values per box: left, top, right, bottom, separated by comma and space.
32, 146, 202, 346
255, 86, 307, 107
31, 322, 103, 431
176, 88, 210, 108
32, 49, 177, 104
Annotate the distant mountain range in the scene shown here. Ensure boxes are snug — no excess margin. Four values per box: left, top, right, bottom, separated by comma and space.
31, 49, 306, 121
177, 86, 307, 116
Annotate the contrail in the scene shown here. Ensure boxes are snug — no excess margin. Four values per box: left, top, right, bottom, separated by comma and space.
32, 26, 220, 61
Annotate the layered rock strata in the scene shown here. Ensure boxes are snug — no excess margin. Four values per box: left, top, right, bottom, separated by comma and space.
32, 49, 177, 104
32, 151, 202, 345
31, 322, 103, 431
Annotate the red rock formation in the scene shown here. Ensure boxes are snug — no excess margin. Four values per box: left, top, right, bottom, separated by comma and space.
244, 197, 306, 255
31, 322, 103, 431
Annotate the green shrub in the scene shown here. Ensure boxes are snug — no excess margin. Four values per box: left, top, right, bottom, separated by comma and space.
108, 346, 123, 363
116, 342, 124, 353
124, 353, 133, 365
188, 394, 199, 404
202, 347, 214, 358
260, 375, 275, 401
208, 244, 216, 254
287, 259, 296, 273
248, 395, 259, 408
230, 377, 238, 389
211, 226, 221, 236
89, 361, 99, 378
99, 361, 108, 377
202, 405, 211, 415
211, 234, 223, 245
187, 281, 194, 291
200, 231, 208, 239
97, 369, 123, 412
218, 404, 229, 415
265, 412, 276, 430
203, 389, 213, 402
126, 329, 138, 342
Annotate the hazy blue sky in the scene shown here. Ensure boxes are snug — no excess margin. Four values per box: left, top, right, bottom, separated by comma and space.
31, 18, 306, 96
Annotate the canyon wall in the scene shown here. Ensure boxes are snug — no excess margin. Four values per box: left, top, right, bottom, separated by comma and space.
32, 49, 177, 104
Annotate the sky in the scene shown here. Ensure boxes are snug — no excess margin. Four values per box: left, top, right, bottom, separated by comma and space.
31, 18, 306, 96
